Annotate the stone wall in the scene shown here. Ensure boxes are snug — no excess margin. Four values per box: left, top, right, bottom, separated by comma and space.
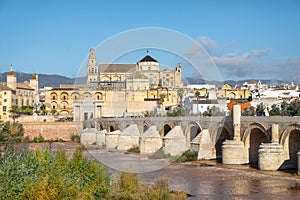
23, 122, 82, 141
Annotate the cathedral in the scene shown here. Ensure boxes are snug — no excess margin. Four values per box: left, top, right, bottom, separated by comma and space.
44, 48, 183, 119
86, 48, 183, 90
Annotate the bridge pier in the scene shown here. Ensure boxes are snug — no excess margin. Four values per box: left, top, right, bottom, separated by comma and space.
222, 105, 247, 164
297, 151, 300, 175
258, 124, 284, 170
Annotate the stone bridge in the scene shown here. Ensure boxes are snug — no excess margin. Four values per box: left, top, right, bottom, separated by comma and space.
82, 105, 300, 171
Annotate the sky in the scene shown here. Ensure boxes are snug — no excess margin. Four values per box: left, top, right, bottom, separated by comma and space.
0, 0, 300, 83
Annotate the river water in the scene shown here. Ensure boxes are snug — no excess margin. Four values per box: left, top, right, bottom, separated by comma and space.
140, 164, 300, 200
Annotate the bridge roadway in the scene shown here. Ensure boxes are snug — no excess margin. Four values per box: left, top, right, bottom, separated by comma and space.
83, 116, 300, 169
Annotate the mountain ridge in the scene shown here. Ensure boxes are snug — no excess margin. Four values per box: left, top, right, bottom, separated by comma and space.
0, 72, 288, 89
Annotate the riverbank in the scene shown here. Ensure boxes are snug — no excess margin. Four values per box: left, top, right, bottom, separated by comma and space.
5, 142, 300, 199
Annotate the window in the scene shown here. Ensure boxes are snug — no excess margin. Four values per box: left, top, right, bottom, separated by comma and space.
4, 92, 6, 95
63, 96, 66, 100
53, 96, 56, 100
53, 106, 56, 109
74, 96, 77, 100
63, 106, 66, 109
4, 99, 6, 102
3, 106, 6, 112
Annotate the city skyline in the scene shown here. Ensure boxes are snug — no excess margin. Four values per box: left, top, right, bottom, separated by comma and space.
0, 0, 299, 82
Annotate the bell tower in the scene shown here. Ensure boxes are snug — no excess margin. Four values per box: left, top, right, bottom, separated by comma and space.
87, 48, 99, 84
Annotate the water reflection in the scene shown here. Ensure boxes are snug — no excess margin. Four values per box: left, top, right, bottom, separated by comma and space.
140, 165, 300, 199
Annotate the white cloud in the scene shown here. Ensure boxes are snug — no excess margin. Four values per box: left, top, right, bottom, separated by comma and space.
271, 58, 300, 82
195, 36, 217, 53
181, 36, 273, 80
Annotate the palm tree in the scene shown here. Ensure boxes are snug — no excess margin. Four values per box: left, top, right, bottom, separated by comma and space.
9, 105, 21, 122
0, 121, 24, 142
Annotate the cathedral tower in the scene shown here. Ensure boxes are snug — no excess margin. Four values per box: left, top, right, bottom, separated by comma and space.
87, 48, 99, 84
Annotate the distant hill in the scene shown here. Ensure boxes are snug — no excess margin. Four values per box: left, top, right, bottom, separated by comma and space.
0, 72, 289, 89
0, 72, 76, 88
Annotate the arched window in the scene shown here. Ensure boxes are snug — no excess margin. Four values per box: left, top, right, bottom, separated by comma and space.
53, 96, 56, 100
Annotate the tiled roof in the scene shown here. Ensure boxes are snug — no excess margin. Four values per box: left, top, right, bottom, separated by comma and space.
8, 70, 16, 76
0, 84, 13, 91
99, 64, 136, 73
127, 71, 148, 79
30, 73, 37, 80
139, 55, 158, 63
16, 83, 34, 90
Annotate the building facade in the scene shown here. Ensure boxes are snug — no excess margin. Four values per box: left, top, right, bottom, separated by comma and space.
0, 68, 39, 121
44, 48, 183, 119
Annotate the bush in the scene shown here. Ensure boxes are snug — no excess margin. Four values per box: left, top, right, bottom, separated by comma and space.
71, 134, 80, 142
33, 135, 45, 143
107, 173, 186, 200
127, 145, 140, 154
149, 148, 171, 159
0, 148, 110, 199
175, 150, 198, 163
0, 146, 186, 200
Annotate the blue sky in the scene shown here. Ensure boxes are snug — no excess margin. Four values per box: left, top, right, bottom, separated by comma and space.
0, 0, 299, 82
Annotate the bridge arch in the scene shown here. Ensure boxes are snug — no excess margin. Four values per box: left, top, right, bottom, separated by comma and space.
280, 124, 300, 169
184, 121, 202, 149
211, 123, 232, 160
242, 122, 270, 165
162, 124, 172, 137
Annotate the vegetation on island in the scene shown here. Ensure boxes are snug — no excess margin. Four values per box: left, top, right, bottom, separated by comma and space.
0, 146, 186, 200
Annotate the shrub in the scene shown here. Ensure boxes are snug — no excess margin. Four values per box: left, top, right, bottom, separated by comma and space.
0, 146, 186, 200
127, 145, 140, 154
149, 148, 171, 159
71, 134, 80, 142
107, 173, 186, 200
33, 135, 45, 143
175, 150, 198, 163
0, 147, 110, 199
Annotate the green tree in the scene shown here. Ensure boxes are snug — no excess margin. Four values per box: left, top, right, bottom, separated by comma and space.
51, 109, 57, 115
269, 104, 281, 116
256, 103, 265, 116
42, 109, 49, 115
0, 121, 24, 142
9, 105, 21, 122
242, 106, 255, 116
21, 106, 33, 115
